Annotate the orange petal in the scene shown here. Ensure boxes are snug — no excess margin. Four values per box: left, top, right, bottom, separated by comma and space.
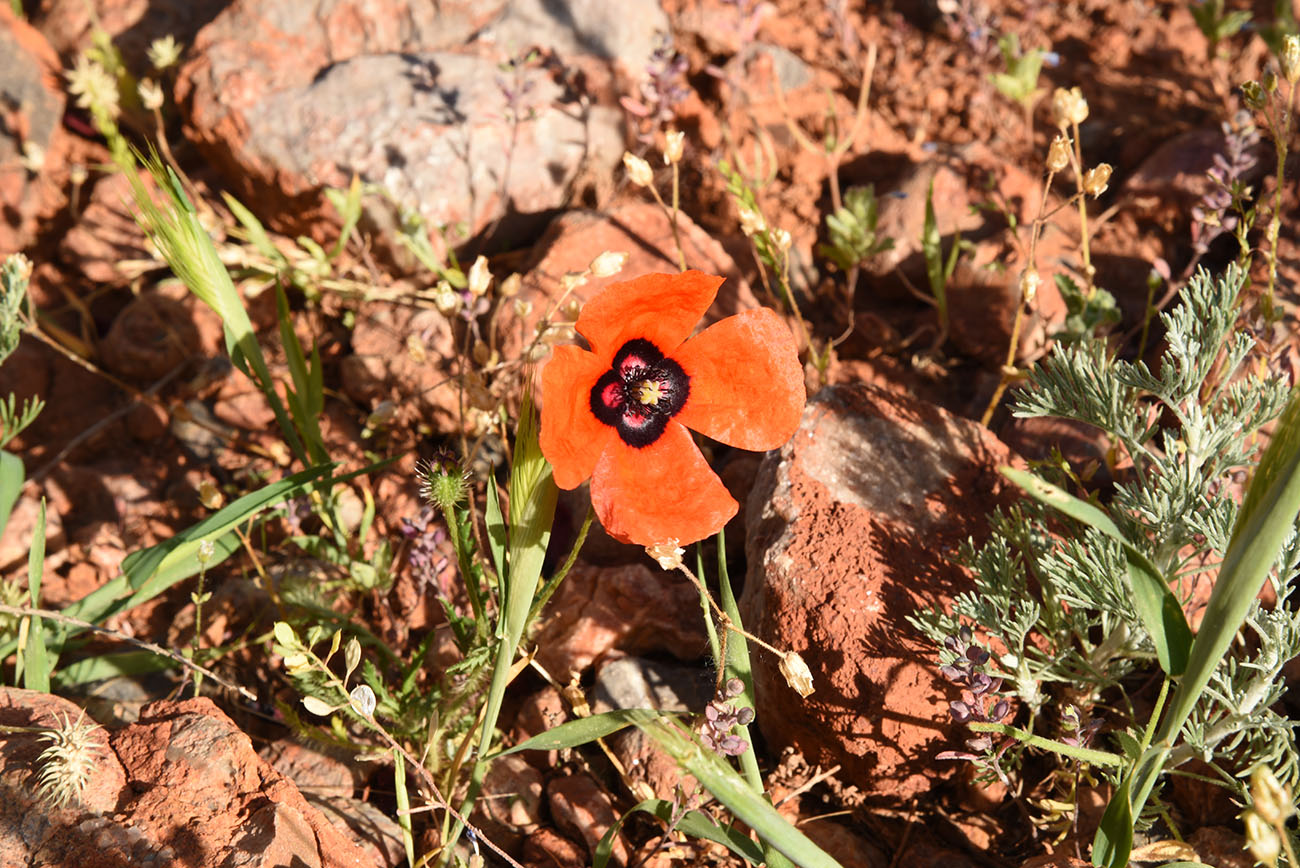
590, 421, 737, 546
540, 345, 617, 489
674, 308, 806, 450
576, 271, 724, 360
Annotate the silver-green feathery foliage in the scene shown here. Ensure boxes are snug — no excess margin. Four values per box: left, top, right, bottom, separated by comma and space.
911, 263, 1300, 793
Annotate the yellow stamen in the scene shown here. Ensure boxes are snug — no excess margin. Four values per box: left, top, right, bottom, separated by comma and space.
638, 380, 663, 406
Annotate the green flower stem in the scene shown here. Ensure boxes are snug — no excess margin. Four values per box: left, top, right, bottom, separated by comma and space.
440, 502, 486, 638
525, 505, 594, 628
715, 529, 798, 868
966, 722, 1125, 768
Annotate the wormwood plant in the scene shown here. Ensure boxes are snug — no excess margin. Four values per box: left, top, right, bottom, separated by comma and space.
911, 263, 1300, 847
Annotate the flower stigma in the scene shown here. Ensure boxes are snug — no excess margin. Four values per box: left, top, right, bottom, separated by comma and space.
638, 379, 664, 406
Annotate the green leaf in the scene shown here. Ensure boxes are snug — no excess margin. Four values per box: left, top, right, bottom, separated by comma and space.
485, 474, 507, 585
1091, 775, 1134, 868
62, 464, 333, 629
1001, 467, 1192, 675
55, 649, 176, 686
640, 717, 843, 868
497, 708, 662, 756
0, 450, 23, 536
592, 798, 764, 868
23, 499, 50, 691
222, 192, 284, 264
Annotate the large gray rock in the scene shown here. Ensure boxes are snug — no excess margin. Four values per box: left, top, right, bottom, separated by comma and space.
176, 0, 638, 255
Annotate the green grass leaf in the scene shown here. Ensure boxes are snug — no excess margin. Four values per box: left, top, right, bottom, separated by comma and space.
497, 708, 661, 756
22, 499, 50, 691
640, 716, 843, 868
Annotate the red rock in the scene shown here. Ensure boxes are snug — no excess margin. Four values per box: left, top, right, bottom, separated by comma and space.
532, 560, 708, 679
98, 293, 202, 382
547, 771, 628, 866
59, 171, 157, 285
0, 689, 131, 868
1186, 826, 1251, 868
0, 6, 71, 255
0, 492, 66, 571
501, 200, 759, 365
522, 826, 587, 868
34, 0, 227, 69
105, 697, 374, 867
740, 383, 1021, 801
341, 304, 462, 437
475, 753, 544, 853
510, 686, 571, 771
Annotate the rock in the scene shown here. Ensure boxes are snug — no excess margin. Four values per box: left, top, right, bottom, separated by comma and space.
740, 383, 1021, 801
0, 492, 66, 571
0, 6, 71, 254
340, 304, 463, 437
533, 561, 709, 680
0, 689, 130, 868
260, 739, 357, 799
1186, 826, 1251, 868
34, 0, 227, 69
177, 2, 621, 253
510, 686, 570, 771
591, 656, 713, 715
59, 171, 157, 285
547, 772, 628, 866
98, 293, 202, 382
476, 753, 544, 854
521, 826, 587, 868
480, 0, 667, 73
856, 147, 1068, 365
309, 793, 406, 868
501, 200, 760, 364
103, 697, 374, 867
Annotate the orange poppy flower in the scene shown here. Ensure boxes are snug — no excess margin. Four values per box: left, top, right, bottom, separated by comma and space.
539, 271, 805, 546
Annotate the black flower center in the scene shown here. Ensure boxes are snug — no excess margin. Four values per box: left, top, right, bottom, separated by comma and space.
590, 338, 690, 447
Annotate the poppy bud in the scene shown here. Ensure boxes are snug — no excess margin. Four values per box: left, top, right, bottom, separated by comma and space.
779, 651, 815, 697
1283, 35, 1300, 84
1083, 163, 1113, 197
664, 129, 685, 165
623, 152, 654, 187
418, 453, 469, 511
467, 255, 492, 297
588, 250, 628, 279
1020, 269, 1040, 304
1051, 86, 1088, 129
1243, 809, 1281, 867
1046, 134, 1071, 173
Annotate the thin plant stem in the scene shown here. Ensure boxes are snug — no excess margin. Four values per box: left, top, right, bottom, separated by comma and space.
1070, 119, 1095, 295
646, 181, 687, 272
966, 721, 1125, 767
0, 602, 256, 702
1263, 79, 1294, 322
673, 561, 786, 659
670, 158, 686, 272
980, 167, 1058, 426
